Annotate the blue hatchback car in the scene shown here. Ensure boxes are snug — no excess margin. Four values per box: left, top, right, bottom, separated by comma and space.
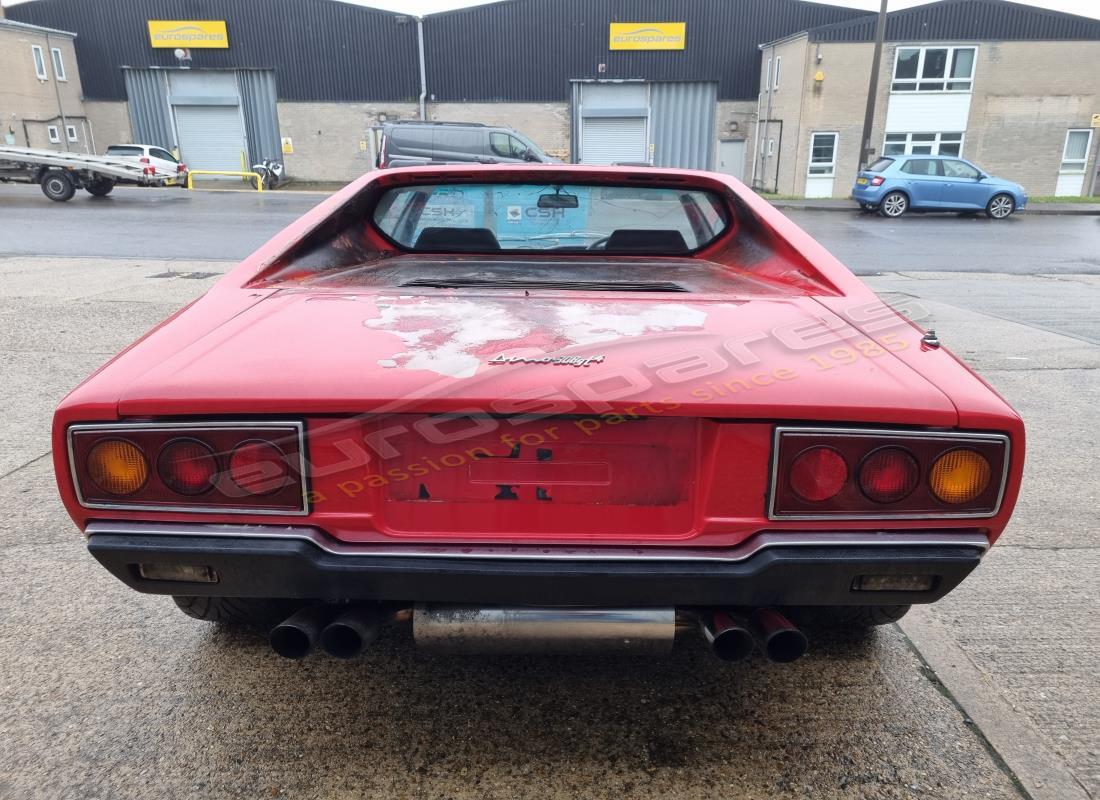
851, 155, 1027, 219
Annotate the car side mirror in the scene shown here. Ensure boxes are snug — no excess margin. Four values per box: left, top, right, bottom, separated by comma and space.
975, 173, 986, 181
522, 149, 539, 162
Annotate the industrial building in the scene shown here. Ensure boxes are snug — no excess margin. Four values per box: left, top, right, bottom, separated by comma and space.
6, 0, 1100, 196
0, 17, 90, 152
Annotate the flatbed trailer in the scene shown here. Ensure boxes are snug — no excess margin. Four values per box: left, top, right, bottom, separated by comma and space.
0, 145, 178, 202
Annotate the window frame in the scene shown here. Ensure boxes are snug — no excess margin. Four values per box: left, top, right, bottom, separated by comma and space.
1060, 129, 1093, 173
807, 131, 839, 177
50, 47, 67, 81
882, 131, 964, 157
31, 45, 49, 80
773, 56, 781, 90
764, 56, 772, 93
47, 125, 61, 144
891, 45, 977, 93
65, 124, 78, 143
899, 158, 944, 177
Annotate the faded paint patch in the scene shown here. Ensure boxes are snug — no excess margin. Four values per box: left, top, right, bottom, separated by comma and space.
364, 297, 707, 378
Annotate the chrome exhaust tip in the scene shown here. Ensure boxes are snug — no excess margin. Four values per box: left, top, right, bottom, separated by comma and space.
269, 605, 337, 659
320, 606, 384, 659
749, 608, 808, 663
701, 610, 755, 662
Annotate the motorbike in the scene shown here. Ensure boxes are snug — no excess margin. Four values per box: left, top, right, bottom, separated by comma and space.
252, 159, 285, 190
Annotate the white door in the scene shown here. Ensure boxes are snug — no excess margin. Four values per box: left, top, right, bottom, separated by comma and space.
806, 132, 838, 198
580, 117, 647, 165
174, 105, 247, 176
717, 139, 745, 181
1056, 129, 1092, 196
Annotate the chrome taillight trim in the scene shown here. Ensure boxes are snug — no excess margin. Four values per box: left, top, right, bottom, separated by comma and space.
767, 426, 1011, 521
67, 421, 309, 516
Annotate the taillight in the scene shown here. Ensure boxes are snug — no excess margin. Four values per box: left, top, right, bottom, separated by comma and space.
770, 428, 1008, 519
228, 440, 291, 495
158, 438, 217, 495
68, 422, 307, 514
143, 166, 155, 176
139, 157, 150, 164
177, 163, 187, 173
870, 176, 885, 186
789, 446, 847, 502
858, 447, 919, 503
87, 439, 149, 496
930, 448, 991, 504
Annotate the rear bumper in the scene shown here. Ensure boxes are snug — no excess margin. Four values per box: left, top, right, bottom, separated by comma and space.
851, 184, 886, 203
85, 522, 988, 607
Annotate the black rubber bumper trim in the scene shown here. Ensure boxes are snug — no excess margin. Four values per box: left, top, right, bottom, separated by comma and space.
87, 534, 984, 607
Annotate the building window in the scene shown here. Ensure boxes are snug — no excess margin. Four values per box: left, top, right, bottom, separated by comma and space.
66, 125, 78, 143
47, 125, 60, 144
883, 132, 964, 156
50, 48, 67, 81
892, 46, 976, 92
31, 45, 48, 80
764, 57, 772, 92
773, 56, 781, 90
1061, 130, 1092, 172
808, 132, 838, 176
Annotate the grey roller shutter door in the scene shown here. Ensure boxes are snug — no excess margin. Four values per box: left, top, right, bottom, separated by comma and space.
580, 117, 647, 165
174, 105, 247, 174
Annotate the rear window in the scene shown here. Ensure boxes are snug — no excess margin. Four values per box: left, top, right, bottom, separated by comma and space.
106, 145, 143, 157
372, 183, 730, 253
866, 157, 894, 172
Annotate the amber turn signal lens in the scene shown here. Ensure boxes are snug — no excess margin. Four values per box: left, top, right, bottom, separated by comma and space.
86, 439, 149, 496
930, 448, 991, 504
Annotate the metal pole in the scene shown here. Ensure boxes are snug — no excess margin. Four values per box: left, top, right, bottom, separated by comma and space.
858, 0, 889, 169
758, 44, 776, 191
416, 17, 427, 120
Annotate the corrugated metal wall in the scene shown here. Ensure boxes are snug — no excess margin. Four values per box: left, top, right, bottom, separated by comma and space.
9, 0, 420, 101
810, 0, 1100, 42
425, 0, 865, 101
123, 69, 175, 151
238, 71, 281, 163
651, 82, 717, 170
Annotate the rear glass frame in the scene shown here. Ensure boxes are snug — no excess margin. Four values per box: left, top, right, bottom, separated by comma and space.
370, 181, 734, 255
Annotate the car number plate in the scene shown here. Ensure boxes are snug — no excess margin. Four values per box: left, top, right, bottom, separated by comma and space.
856, 177, 869, 185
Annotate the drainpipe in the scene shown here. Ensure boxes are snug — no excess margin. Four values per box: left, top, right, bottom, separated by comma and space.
45, 32, 71, 152
758, 43, 776, 191
416, 17, 427, 120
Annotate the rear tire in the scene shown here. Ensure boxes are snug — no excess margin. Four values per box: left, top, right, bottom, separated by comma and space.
879, 191, 908, 218
986, 193, 1015, 219
85, 178, 115, 197
172, 595, 304, 629
40, 169, 76, 202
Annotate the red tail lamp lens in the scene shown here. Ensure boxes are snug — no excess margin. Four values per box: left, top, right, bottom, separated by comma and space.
229, 441, 291, 495
859, 447, 919, 503
158, 439, 217, 495
789, 446, 848, 502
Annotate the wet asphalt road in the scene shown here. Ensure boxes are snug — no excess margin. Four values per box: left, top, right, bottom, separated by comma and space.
1, 187, 1097, 798
1, 182, 1098, 274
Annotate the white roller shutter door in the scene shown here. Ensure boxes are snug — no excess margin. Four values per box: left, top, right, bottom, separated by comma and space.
580, 117, 647, 165
174, 105, 247, 174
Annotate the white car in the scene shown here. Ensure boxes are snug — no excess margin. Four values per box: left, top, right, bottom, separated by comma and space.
104, 144, 187, 185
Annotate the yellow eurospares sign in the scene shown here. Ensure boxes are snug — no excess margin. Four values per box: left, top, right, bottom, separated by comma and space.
609, 22, 686, 51
148, 20, 229, 49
